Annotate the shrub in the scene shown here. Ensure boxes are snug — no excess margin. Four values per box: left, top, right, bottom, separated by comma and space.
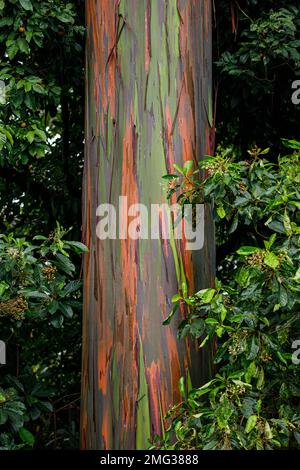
0, 223, 86, 448
157, 141, 300, 450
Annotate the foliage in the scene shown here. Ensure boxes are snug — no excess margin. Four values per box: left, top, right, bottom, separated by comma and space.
158, 142, 300, 450
218, 7, 300, 77
0, 0, 84, 236
0, 224, 86, 448
215, 1, 300, 154
0, 224, 86, 326
0, 0, 85, 449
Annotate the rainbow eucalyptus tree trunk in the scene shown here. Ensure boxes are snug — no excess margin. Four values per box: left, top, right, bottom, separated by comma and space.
81, 0, 214, 450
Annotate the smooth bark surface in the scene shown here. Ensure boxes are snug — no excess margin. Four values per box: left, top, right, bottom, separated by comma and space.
81, 0, 214, 450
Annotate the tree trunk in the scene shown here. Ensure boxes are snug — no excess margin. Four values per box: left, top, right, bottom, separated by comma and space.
81, 0, 214, 450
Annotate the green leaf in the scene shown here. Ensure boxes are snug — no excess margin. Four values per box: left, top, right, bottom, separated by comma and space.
229, 215, 239, 234
196, 288, 215, 303
19, 428, 34, 447
171, 294, 182, 303
279, 285, 288, 307
32, 83, 45, 94
245, 361, 257, 383
62, 280, 82, 295
22, 290, 48, 299
294, 430, 300, 446
247, 336, 259, 360
59, 303, 73, 319
50, 314, 64, 328
38, 401, 53, 413
181, 281, 188, 298
237, 246, 261, 255
199, 335, 209, 348
264, 234, 276, 250
205, 318, 219, 325
163, 304, 179, 326
34, 129, 47, 142
257, 367, 264, 390
281, 139, 300, 150
65, 241, 88, 253
220, 305, 227, 322
216, 326, 224, 337
17, 37, 29, 54
235, 267, 250, 287
55, 253, 75, 275
183, 160, 193, 175
173, 163, 184, 175
19, 0, 33, 11
7, 43, 18, 60
264, 421, 273, 440
26, 131, 35, 144
283, 210, 292, 235
245, 415, 257, 434
264, 252, 279, 269
48, 300, 59, 314
0, 281, 9, 297
162, 174, 179, 180
217, 205, 226, 219
179, 377, 185, 399
276, 351, 287, 365
294, 267, 300, 282
267, 220, 285, 234
2, 128, 13, 145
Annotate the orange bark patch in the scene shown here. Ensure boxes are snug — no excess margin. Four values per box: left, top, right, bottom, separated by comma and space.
101, 406, 111, 450
87, 0, 117, 133
121, 118, 139, 308
146, 361, 162, 435
165, 326, 182, 403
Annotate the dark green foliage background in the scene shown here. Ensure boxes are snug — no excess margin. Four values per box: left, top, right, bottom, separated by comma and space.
0, 0, 85, 449
0, 0, 84, 237
159, 145, 300, 450
215, 0, 300, 154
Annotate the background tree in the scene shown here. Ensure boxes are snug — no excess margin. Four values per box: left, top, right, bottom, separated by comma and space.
0, 0, 84, 237
0, 0, 85, 449
214, 0, 300, 155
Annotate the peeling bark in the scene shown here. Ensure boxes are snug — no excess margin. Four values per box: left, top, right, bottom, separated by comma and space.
81, 0, 214, 450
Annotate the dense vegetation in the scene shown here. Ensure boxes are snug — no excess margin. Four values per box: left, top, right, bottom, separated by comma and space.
0, 227, 86, 448
0, 0, 84, 236
0, 0, 299, 450
158, 142, 300, 450
215, 0, 300, 155
0, 0, 84, 449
